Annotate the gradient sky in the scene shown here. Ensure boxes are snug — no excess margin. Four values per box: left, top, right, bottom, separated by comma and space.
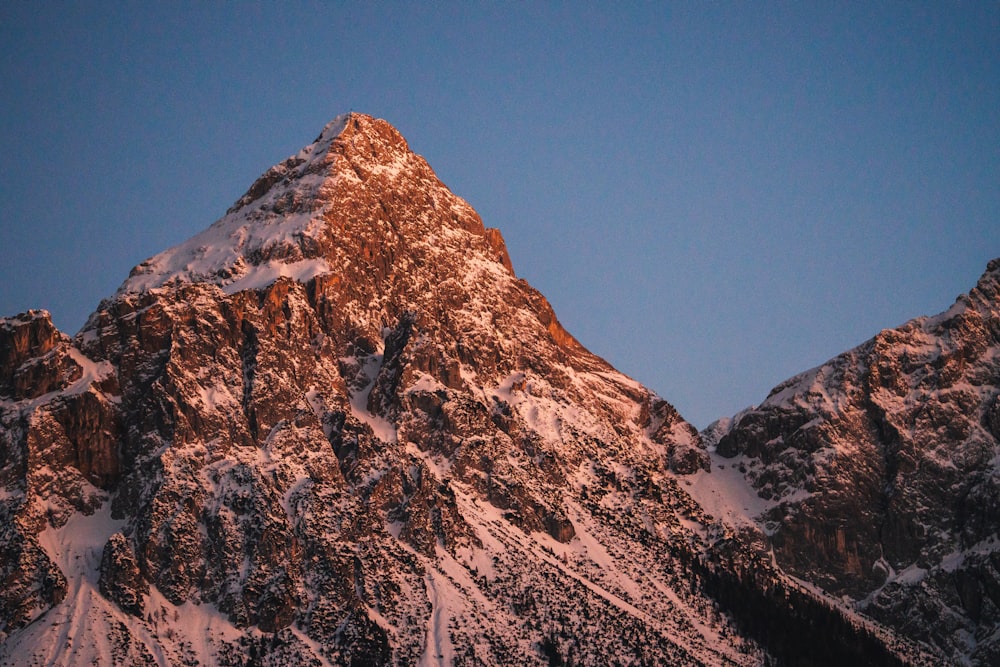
2, 3, 998, 427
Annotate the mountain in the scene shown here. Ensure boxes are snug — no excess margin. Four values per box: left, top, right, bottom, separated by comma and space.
0, 113, 940, 666
707, 259, 1000, 665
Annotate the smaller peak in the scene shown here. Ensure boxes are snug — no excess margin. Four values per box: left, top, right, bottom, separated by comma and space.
963, 256, 1000, 300
0, 309, 64, 387
1, 309, 57, 333
967, 256, 1000, 308
916, 257, 1000, 331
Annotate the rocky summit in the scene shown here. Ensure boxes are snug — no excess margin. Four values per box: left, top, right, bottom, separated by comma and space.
0, 113, 979, 666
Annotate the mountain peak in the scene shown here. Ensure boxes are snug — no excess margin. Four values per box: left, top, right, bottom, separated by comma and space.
119, 113, 489, 297
330, 111, 413, 159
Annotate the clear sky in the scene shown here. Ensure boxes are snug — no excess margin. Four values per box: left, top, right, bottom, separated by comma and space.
2, 3, 998, 427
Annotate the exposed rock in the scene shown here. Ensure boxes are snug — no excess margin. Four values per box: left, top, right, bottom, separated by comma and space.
484, 227, 515, 275
0, 311, 77, 400
713, 258, 1000, 664
99, 532, 147, 617
0, 506, 67, 641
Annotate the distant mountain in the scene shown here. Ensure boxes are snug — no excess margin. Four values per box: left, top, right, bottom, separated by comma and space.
0, 113, 940, 666
708, 258, 1000, 665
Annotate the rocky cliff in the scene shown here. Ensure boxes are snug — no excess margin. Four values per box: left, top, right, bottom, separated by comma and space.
709, 259, 1000, 665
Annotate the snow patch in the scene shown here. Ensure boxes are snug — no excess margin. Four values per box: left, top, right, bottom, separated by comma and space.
221, 258, 331, 295
64, 347, 115, 397
924, 298, 968, 328
347, 353, 398, 444
418, 570, 456, 667
145, 586, 247, 667
895, 564, 928, 585
37, 503, 123, 582
685, 452, 775, 529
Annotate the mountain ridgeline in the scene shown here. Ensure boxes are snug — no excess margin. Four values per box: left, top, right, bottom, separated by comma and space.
0, 113, 991, 666
707, 257, 1000, 665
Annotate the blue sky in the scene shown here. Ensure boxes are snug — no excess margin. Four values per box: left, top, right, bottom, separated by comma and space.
2, 3, 998, 427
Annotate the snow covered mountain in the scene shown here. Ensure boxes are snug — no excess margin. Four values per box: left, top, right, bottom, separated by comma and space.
707, 259, 1000, 665
0, 113, 939, 666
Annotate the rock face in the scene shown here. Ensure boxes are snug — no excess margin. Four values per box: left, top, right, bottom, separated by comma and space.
0, 114, 934, 666
712, 259, 1000, 665
99, 532, 147, 617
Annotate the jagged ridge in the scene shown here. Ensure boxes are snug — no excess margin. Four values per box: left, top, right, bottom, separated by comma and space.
709, 259, 1000, 665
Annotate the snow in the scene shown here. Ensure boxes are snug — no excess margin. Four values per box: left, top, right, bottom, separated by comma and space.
932, 535, 1000, 577
347, 353, 398, 444
895, 563, 928, 585
144, 586, 247, 667
220, 257, 331, 295
492, 369, 610, 448
287, 625, 336, 667
458, 490, 759, 665
1, 503, 261, 667
197, 380, 238, 413
37, 503, 123, 588
64, 347, 112, 391
685, 452, 776, 530
316, 114, 351, 145
924, 298, 968, 328
760, 362, 848, 415
122, 208, 330, 295
407, 372, 447, 395
7, 505, 147, 667
418, 570, 456, 667
0, 346, 117, 415
453, 542, 496, 582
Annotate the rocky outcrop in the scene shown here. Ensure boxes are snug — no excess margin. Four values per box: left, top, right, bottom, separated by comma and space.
0, 311, 121, 644
99, 532, 146, 617
0, 311, 76, 400
0, 510, 67, 639
713, 258, 1000, 665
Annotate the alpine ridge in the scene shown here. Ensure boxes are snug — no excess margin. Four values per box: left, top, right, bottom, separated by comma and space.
708, 258, 1000, 665
0, 113, 953, 666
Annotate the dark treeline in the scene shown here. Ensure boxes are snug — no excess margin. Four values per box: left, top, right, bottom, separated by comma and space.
677, 537, 919, 667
